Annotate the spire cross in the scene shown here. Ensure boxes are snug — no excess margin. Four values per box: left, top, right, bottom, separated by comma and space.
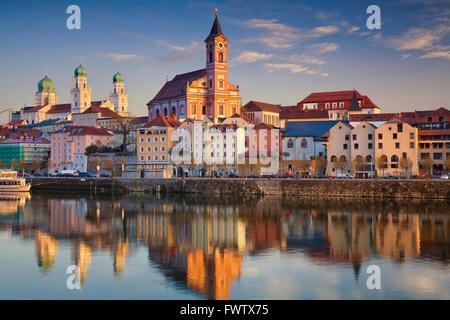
215, 8, 218, 16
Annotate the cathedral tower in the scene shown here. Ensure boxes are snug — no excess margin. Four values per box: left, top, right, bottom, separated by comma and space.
109, 72, 128, 117
35, 75, 58, 106
71, 64, 91, 114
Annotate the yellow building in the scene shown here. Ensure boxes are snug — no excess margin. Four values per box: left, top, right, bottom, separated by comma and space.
137, 114, 182, 178
375, 118, 419, 177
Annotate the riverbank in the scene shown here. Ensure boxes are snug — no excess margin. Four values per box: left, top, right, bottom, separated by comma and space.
27, 177, 450, 200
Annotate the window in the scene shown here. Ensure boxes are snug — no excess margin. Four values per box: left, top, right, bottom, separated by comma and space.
368, 134, 372, 140
378, 133, 383, 139
147, 155, 151, 161
154, 137, 158, 142
393, 133, 397, 139
218, 52, 223, 62
161, 155, 166, 161
353, 134, 357, 140
368, 143, 373, 149
147, 137, 151, 142
343, 144, 348, 150
325, 103, 330, 109
345, 135, 349, 141
366, 155, 372, 163
140, 146, 144, 152
161, 146, 166, 152
140, 156, 144, 161
172, 106, 176, 115
140, 137, 144, 143
287, 139, 294, 148
209, 80, 213, 88
433, 153, 442, 160
410, 142, 414, 148
378, 143, 383, 149
161, 136, 166, 142
339, 102, 344, 108
410, 133, 414, 139
154, 155, 158, 161
301, 138, 307, 148
154, 146, 158, 152
147, 147, 151, 152
202, 106, 206, 115
209, 52, 213, 63
395, 142, 400, 149
402, 152, 407, 158
397, 123, 403, 132
219, 105, 224, 114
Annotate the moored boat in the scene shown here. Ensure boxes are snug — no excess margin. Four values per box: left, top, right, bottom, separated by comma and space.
0, 171, 31, 192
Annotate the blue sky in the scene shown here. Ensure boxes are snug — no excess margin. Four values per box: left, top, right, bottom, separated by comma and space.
0, 0, 449, 123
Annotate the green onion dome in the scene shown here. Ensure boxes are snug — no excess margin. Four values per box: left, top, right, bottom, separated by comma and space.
74, 64, 87, 77
113, 72, 124, 83
37, 75, 55, 92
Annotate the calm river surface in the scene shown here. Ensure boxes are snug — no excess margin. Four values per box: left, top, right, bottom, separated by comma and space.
0, 191, 448, 300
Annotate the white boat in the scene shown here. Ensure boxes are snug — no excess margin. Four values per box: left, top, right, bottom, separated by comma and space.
0, 171, 31, 192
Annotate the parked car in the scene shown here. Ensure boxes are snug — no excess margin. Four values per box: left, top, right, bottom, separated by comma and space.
100, 173, 111, 178
247, 175, 258, 178
228, 173, 239, 178
384, 175, 399, 179
316, 174, 328, 179
440, 174, 449, 180
78, 172, 95, 177
337, 173, 354, 179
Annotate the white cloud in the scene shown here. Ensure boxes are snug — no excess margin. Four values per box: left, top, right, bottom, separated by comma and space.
232, 51, 274, 64
285, 54, 326, 65
348, 26, 360, 34
264, 63, 308, 74
402, 53, 412, 60
321, 72, 330, 77
386, 26, 450, 51
242, 19, 340, 49
310, 42, 340, 53
103, 53, 143, 61
419, 51, 450, 60
155, 41, 203, 64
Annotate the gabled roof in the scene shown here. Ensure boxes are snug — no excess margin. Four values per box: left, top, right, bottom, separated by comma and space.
280, 109, 329, 120
0, 137, 50, 144
242, 101, 281, 113
300, 90, 364, 103
141, 115, 182, 128
82, 104, 121, 119
23, 105, 46, 113
210, 123, 238, 131
348, 91, 361, 111
254, 122, 276, 130
148, 69, 207, 105
229, 113, 254, 124
46, 103, 71, 114
284, 121, 346, 139
61, 125, 113, 136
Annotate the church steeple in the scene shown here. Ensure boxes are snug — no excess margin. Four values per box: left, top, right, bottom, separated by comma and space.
208, 9, 224, 38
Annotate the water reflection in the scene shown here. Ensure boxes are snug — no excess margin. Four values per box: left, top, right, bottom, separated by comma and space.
0, 192, 448, 299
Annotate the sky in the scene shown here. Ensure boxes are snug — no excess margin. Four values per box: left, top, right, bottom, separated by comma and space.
0, 0, 449, 123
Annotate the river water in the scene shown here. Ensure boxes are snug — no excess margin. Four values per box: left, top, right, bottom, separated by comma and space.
0, 191, 448, 299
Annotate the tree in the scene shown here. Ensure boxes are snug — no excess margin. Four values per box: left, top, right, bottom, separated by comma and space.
352, 156, 365, 176
376, 156, 387, 178
103, 159, 114, 176
85, 144, 98, 155
445, 156, 450, 174
399, 157, 412, 178
117, 115, 138, 154
11, 159, 18, 170
90, 156, 101, 175
311, 156, 326, 177
421, 157, 433, 178
32, 159, 41, 173
18, 161, 27, 172
334, 156, 348, 175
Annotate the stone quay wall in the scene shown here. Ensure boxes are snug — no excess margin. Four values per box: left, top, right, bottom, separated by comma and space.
28, 177, 450, 200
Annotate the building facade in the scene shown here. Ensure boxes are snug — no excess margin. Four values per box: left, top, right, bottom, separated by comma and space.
147, 11, 241, 121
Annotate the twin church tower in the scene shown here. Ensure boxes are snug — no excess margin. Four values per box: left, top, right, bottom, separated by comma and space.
35, 65, 128, 117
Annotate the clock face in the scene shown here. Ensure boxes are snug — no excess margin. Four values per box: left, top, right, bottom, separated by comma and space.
217, 42, 224, 49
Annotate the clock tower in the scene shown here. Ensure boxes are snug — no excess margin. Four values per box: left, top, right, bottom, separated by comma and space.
204, 9, 229, 118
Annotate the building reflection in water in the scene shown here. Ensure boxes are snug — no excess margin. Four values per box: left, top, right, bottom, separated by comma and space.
0, 193, 448, 299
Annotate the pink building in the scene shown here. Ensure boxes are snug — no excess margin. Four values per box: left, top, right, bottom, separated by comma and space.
50, 126, 113, 172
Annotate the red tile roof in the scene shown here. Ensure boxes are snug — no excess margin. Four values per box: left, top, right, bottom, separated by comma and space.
254, 122, 276, 130
0, 137, 50, 144
141, 115, 182, 128
9, 128, 42, 139
229, 113, 254, 124
210, 123, 239, 131
298, 90, 380, 110
148, 69, 207, 105
349, 113, 397, 122
46, 103, 71, 114
63, 126, 113, 136
82, 104, 121, 118
23, 105, 46, 113
242, 101, 281, 113
280, 109, 329, 120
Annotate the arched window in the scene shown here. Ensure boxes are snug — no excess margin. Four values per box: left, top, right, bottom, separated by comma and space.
172, 106, 176, 115
232, 107, 237, 114
287, 139, 294, 148
209, 52, 213, 63
192, 105, 197, 115
366, 155, 372, 163
219, 105, 224, 114
340, 155, 347, 162
301, 138, 307, 148
218, 52, 223, 63
330, 155, 337, 162
202, 106, 206, 115
391, 155, 399, 162
163, 108, 168, 116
